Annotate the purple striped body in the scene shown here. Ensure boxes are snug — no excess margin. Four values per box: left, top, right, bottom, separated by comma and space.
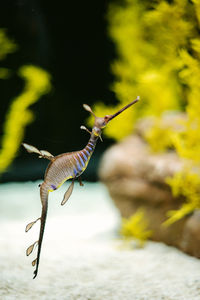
43, 140, 96, 191
32, 139, 97, 277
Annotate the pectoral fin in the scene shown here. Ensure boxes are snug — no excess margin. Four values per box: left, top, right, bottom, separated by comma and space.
78, 176, 84, 186
99, 134, 103, 142
61, 180, 75, 206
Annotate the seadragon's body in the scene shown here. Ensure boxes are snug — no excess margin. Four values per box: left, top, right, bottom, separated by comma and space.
45, 135, 96, 192
23, 97, 139, 279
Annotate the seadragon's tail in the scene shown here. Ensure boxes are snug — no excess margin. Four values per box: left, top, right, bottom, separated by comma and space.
26, 183, 49, 279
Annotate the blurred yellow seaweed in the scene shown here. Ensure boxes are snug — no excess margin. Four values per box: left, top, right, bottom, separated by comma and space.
97, 0, 200, 226
120, 209, 152, 247
0, 29, 17, 79
90, 0, 188, 140
0, 68, 12, 79
0, 29, 51, 173
164, 169, 200, 226
0, 28, 17, 60
0, 65, 51, 173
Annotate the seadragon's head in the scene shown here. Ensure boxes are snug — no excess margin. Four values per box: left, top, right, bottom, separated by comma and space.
81, 96, 140, 139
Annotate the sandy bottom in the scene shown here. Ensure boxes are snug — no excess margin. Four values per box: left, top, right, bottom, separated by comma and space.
1, 181, 200, 300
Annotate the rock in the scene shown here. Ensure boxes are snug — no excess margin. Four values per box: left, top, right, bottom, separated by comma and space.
99, 116, 200, 257
180, 211, 200, 258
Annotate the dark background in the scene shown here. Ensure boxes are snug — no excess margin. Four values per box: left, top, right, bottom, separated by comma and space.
0, 0, 117, 182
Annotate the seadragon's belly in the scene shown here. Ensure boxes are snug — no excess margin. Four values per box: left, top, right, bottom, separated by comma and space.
44, 150, 91, 192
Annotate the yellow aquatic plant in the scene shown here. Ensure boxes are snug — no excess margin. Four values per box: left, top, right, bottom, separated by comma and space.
120, 209, 152, 246
164, 49, 200, 224
0, 29, 17, 60
96, 0, 200, 225
0, 68, 12, 79
164, 169, 200, 226
0, 29, 17, 79
90, 0, 191, 140
0, 65, 51, 173
0, 29, 51, 174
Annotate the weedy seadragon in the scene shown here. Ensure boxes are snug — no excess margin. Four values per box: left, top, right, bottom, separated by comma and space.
22, 97, 140, 278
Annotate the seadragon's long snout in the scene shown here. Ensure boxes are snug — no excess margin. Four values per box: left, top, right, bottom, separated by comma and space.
105, 96, 140, 123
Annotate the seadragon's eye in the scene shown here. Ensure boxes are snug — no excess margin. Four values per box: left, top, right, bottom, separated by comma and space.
101, 115, 110, 128
104, 115, 110, 121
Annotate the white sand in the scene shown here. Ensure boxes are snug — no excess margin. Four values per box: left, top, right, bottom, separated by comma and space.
1, 182, 200, 300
